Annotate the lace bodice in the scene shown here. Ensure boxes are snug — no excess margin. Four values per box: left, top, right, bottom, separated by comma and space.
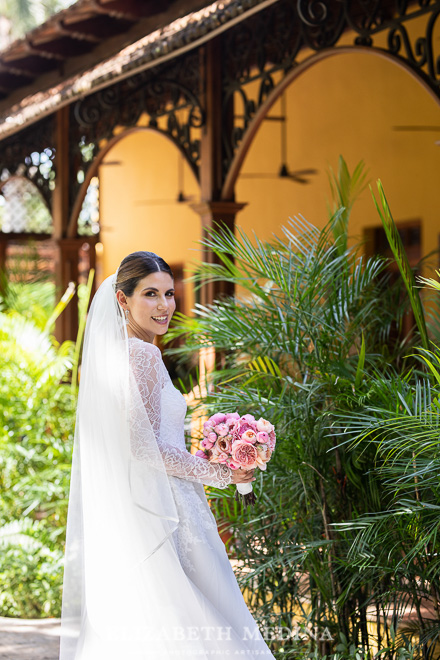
128, 337, 232, 489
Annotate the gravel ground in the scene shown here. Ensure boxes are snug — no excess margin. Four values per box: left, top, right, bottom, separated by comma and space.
0, 616, 60, 660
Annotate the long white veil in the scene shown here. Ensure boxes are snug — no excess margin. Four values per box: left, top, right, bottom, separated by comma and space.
59, 273, 277, 660
58, 274, 180, 659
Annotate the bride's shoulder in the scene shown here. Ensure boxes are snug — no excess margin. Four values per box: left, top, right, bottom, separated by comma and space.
128, 337, 162, 360
128, 338, 167, 384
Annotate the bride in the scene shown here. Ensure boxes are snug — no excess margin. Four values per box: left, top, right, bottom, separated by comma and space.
58, 251, 276, 659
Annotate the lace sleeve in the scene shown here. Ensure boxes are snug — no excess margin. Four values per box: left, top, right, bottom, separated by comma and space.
129, 339, 232, 489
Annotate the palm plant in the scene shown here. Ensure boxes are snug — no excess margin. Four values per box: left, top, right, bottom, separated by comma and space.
163, 162, 426, 657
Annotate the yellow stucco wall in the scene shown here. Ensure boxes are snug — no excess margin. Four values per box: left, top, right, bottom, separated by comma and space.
97, 48, 440, 313
236, 50, 440, 265
98, 129, 200, 316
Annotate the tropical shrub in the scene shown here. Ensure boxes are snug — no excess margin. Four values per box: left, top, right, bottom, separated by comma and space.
164, 165, 439, 659
0, 269, 92, 617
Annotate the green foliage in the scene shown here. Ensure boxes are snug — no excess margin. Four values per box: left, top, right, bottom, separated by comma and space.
0, 519, 63, 617
371, 181, 428, 351
327, 156, 369, 255
0, 0, 76, 41
0, 269, 92, 618
164, 164, 439, 658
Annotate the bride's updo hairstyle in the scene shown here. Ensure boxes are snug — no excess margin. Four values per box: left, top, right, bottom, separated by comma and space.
115, 251, 174, 297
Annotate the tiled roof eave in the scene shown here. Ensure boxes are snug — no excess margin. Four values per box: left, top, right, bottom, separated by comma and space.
0, 0, 279, 141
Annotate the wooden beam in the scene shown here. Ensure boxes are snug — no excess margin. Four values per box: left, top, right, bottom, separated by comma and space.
55, 238, 80, 342
54, 20, 103, 44
200, 39, 224, 201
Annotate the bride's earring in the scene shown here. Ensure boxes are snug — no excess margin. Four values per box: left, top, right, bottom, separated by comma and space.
125, 309, 129, 325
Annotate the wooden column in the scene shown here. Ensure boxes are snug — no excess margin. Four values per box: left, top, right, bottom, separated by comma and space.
190, 200, 246, 305
194, 39, 246, 306
52, 106, 81, 341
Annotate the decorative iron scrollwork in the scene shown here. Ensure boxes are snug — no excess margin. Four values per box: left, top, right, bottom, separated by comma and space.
222, 0, 440, 178
297, 0, 328, 27
0, 116, 55, 210
69, 51, 204, 220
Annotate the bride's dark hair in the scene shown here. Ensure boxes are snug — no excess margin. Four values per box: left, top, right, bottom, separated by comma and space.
115, 251, 174, 296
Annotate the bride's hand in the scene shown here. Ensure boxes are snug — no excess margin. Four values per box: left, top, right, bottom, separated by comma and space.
231, 468, 256, 484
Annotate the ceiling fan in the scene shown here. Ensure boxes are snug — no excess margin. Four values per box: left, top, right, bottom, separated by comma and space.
392, 125, 440, 145
238, 93, 318, 184
134, 153, 196, 206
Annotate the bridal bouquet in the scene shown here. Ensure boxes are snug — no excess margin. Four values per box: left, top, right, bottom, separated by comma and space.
195, 412, 276, 507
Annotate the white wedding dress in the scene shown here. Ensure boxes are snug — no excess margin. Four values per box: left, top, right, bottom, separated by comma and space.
73, 337, 275, 659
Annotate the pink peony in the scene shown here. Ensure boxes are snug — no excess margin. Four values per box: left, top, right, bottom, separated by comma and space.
202, 438, 215, 449
225, 412, 240, 421
209, 412, 227, 425
256, 418, 274, 433
217, 437, 232, 454
241, 429, 257, 444
256, 431, 269, 444
214, 423, 229, 437
232, 421, 253, 439
241, 414, 256, 424
195, 449, 208, 459
231, 440, 258, 469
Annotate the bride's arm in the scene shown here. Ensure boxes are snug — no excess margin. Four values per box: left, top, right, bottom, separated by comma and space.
129, 340, 233, 489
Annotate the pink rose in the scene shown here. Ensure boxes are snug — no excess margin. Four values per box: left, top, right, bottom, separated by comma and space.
210, 444, 229, 464
256, 431, 269, 444
227, 459, 241, 469
217, 437, 232, 454
214, 423, 229, 437
202, 438, 215, 449
195, 449, 208, 459
241, 429, 257, 444
255, 443, 272, 470
256, 418, 274, 433
209, 413, 227, 425
212, 452, 229, 464
231, 440, 258, 469
207, 432, 218, 443
267, 431, 276, 451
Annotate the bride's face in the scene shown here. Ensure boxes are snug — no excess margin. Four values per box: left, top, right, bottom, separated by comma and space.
125, 271, 176, 342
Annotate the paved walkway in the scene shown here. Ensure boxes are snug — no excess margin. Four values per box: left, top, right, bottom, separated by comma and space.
0, 616, 60, 660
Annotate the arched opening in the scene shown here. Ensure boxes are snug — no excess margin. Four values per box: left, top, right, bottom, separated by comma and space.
228, 49, 440, 267
89, 128, 201, 380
